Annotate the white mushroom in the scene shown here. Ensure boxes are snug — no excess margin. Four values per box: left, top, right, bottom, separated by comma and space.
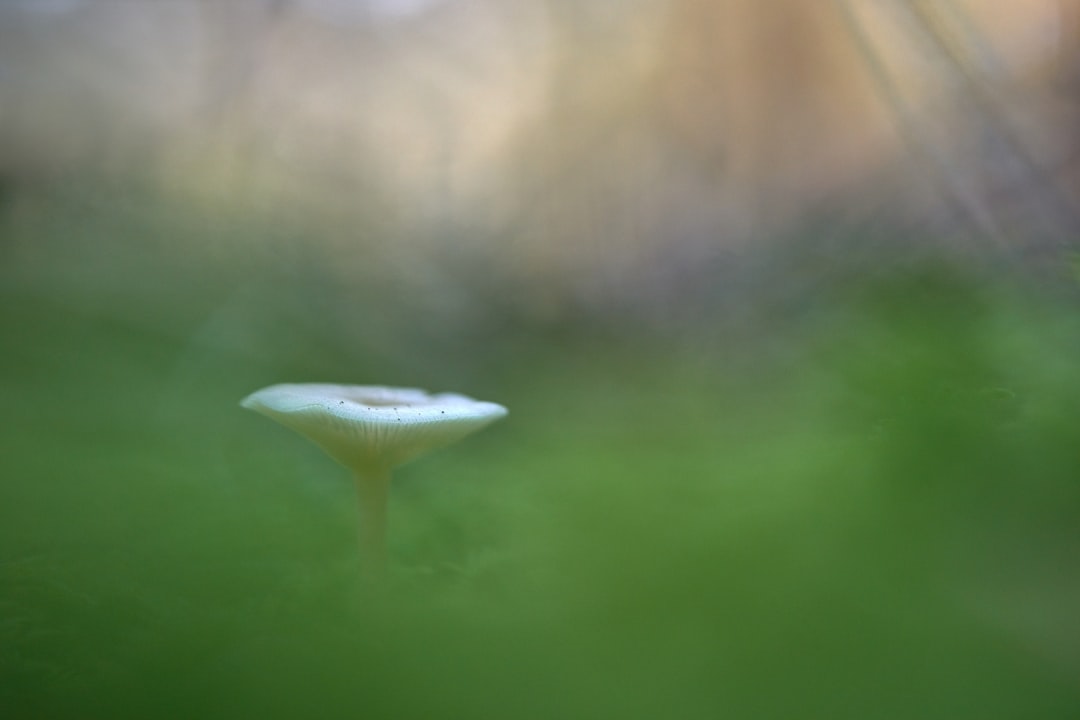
240, 384, 507, 575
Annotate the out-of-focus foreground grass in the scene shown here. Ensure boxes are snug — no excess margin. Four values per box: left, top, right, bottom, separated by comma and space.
2, 190, 1080, 719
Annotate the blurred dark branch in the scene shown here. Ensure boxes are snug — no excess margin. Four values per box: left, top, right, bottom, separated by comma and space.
910, 0, 1080, 248
835, 0, 1013, 252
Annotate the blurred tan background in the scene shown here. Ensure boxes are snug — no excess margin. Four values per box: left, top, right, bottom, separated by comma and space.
2, 0, 1079, 332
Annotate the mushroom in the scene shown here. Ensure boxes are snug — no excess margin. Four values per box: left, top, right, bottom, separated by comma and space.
240, 384, 507, 575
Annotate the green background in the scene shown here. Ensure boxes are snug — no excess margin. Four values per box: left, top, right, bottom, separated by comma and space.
2, 186, 1079, 719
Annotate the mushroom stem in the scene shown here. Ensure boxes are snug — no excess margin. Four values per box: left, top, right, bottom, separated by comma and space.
241, 384, 506, 577
353, 466, 391, 577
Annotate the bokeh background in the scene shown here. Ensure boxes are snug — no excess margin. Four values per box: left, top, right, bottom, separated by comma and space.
3, 1, 1080, 718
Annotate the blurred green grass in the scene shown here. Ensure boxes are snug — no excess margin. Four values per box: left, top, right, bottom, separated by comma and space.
2, 193, 1080, 718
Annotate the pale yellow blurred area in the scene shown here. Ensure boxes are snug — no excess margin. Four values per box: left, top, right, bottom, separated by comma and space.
1, 0, 1078, 319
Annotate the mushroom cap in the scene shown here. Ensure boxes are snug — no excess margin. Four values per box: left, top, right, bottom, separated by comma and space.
240, 384, 508, 471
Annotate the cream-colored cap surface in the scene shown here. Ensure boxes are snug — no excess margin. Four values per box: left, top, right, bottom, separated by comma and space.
241, 384, 508, 471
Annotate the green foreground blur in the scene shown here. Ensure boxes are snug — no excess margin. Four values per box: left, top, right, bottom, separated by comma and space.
2, 193, 1079, 719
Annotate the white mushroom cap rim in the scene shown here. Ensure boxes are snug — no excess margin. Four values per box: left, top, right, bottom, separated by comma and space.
241, 383, 507, 471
